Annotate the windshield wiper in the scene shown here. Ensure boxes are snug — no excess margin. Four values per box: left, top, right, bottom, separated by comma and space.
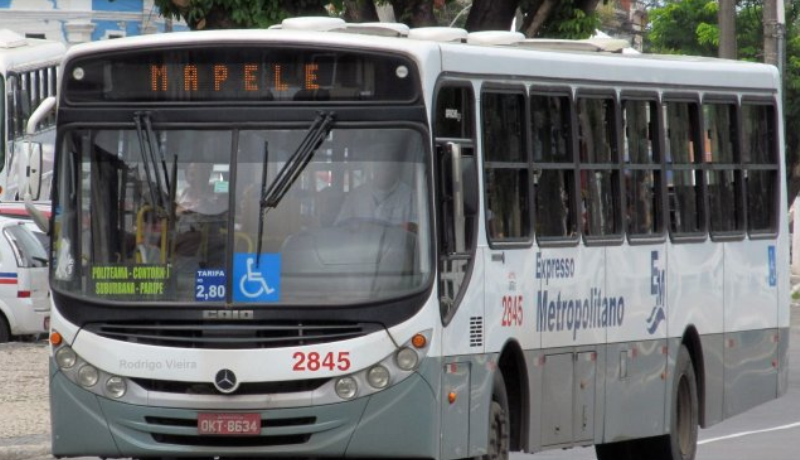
255, 111, 336, 263
134, 112, 175, 217
134, 113, 161, 211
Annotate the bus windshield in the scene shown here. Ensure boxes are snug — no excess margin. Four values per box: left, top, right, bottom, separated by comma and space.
52, 126, 432, 305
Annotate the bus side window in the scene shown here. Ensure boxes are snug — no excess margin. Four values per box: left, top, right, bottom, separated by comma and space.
742, 103, 779, 235
703, 102, 743, 236
664, 100, 704, 236
482, 90, 530, 244
531, 93, 577, 240
577, 95, 621, 238
623, 99, 662, 237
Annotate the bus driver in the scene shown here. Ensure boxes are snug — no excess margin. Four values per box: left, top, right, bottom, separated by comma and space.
334, 161, 417, 231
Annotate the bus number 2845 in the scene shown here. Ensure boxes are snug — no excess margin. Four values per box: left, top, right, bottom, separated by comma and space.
293, 351, 351, 372
501, 295, 523, 327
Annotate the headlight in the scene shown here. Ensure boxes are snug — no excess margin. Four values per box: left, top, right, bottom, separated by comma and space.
395, 347, 419, 371
367, 365, 391, 389
106, 376, 127, 398
55, 347, 77, 369
335, 376, 358, 400
77, 365, 99, 387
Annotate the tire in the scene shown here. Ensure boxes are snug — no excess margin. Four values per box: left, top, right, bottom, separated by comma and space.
663, 344, 699, 460
632, 344, 699, 460
484, 371, 510, 460
0, 315, 10, 343
597, 345, 698, 460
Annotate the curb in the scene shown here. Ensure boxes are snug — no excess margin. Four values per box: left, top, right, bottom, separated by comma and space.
0, 444, 50, 460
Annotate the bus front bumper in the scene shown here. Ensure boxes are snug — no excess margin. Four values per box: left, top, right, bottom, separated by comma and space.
50, 366, 439, 458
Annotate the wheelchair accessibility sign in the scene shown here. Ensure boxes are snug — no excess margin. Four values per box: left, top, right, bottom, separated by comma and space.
233, 253, 280, 302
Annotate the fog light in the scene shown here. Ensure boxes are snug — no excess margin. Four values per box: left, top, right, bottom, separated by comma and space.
335, 377, 358, 400
367, 365, 390, 389
396, 347, 419, 371
55, 347, 77, 369
106, 376, 127, 398
77, 365, 99, 387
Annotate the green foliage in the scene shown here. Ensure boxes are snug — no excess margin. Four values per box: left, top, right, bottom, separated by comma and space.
646, 0, 718, 55
153, 0, 292, 29
536, 0, 601, 39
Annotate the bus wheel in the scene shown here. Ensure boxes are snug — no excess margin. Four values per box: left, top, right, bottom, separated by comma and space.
0, 315, 9, 343
485, 371, 510, 460
663, 344, 699, 460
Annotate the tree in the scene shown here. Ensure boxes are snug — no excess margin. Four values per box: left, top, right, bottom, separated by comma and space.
152, 0, 602, 38
647, 0, 800, 202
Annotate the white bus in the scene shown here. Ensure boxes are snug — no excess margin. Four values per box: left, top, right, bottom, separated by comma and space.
39, 18, 787, 460
0, 29, 64, 201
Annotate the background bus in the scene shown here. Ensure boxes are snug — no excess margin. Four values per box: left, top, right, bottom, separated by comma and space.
39, 18, 787, 460
0, 29, 64, 201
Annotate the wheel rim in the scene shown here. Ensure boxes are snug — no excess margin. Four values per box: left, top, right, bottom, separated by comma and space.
676, 375, 694, 456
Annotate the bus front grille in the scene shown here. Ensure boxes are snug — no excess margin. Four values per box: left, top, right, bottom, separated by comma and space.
84, 320, 378, 349
146, 416, 315, 447
151, 433, 311, 447
132, 377, 329, 395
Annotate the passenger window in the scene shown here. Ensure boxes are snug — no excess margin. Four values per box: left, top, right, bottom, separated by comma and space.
436, 86, 474, 139
665, 100, 704, 236
703, 103, 743, 235
742, 103, 778, 234
531, 93, 576, 239
482, 91, 530, 242
623, 99, 661, 237
577, 96, 621, 238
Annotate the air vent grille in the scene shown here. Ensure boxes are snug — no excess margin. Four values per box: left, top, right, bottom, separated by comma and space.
469, 316, 483, 347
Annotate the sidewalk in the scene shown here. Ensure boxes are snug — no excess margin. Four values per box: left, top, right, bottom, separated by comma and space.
0, 342, 50, 460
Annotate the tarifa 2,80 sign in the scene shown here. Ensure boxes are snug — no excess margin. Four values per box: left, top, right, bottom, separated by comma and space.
64, 46, 419, 103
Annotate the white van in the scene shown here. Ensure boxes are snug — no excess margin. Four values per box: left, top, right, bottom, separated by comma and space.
0, 215, 49, 342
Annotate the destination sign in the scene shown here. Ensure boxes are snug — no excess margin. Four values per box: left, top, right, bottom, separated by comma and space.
64, 46, 419, 103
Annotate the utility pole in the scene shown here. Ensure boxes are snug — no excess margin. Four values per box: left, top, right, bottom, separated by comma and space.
718, 0, 737, 59
763, 0, 785, 75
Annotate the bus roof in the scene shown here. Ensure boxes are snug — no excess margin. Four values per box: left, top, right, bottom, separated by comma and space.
62, 25, 779, 94
0, 30, 65, 74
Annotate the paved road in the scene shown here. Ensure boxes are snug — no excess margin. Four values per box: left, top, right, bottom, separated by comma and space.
526, 305, 800, 460
7, 309, 800, 460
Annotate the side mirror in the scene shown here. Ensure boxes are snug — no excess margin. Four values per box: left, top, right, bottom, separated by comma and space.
22, 96, 56, 201
26, 142, 42, 201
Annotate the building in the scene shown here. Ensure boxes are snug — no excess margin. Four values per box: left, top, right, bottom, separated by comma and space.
0, 0, 187, 45
599, 0, 647, 51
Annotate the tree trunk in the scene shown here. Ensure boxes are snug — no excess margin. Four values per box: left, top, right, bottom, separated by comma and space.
196, 5, 243, 29
343, 0, 380, 23
521, 0, 558, 38
464, 0, 519, 32
719, 0, 737, 59
574, 0, 601, 14
390, 0, 437, 27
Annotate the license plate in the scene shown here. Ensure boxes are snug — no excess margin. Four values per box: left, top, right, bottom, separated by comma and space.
197, 413, 261, 436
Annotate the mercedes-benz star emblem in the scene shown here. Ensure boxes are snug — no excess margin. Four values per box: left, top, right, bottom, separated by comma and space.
214, 368, 239, 394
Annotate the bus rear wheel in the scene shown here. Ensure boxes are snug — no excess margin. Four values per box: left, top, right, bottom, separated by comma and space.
661, 344, 699, 460
484, 371, 510, 460
596, 345, 698, 460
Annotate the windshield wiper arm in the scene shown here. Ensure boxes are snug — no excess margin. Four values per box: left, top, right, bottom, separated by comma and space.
134, 113, 161, 211
255, 111, 335, 263
261, 111, 335, 209
144, 115, 171, 197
